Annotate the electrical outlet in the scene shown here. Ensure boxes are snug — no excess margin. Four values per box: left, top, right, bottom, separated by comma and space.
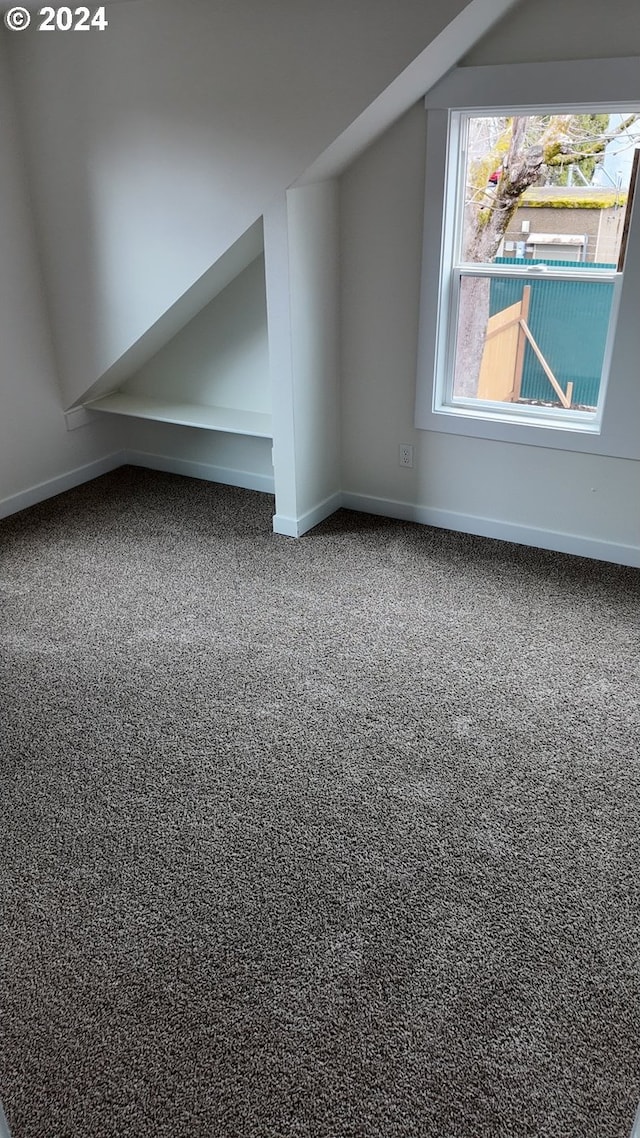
399, 444, 414, 468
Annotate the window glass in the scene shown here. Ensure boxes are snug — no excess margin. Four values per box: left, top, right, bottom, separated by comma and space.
442, 110, 639, 421
459, 112, 637, 268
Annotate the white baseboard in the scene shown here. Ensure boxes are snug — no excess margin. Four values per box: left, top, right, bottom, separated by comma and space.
2, 456, 636, 568
0, 1098, 12, 1138
0, 452, 124, 520
0, 449, 273, 522
341, 491, 640, 569
272, 514, 299, 537
123, 450, 275, 495
273, 491, 342, 538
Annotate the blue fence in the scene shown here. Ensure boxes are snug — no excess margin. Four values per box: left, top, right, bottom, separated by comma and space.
491, 259, 615, 407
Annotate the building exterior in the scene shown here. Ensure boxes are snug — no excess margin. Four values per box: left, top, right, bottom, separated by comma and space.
502, 186, 628, 264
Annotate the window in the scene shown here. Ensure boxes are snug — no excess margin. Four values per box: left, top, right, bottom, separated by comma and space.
414, 60, 640, 460
440, 108, 637, 428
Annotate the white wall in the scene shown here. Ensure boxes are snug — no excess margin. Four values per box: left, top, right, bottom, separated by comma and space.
115, 253, 273, 493
465, 0, 640, 64
266, 182, 341, 535
119, 420, 274, 495
340, 105, 425, 496
126, 256, 270, 416
339, 98, 640, 564
7, 0, 472, 408
286, 182, 341, 529
0, 31, 120, 518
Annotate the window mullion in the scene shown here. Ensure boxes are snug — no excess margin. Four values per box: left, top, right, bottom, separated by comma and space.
456, 264, 618, 284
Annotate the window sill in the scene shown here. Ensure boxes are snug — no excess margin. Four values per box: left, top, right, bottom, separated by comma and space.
414, 62, 640, 462
419, 400, 611, 455
434, 402, 601, 434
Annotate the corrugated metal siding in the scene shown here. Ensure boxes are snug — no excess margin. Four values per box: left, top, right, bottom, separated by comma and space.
490, 260, 615, 407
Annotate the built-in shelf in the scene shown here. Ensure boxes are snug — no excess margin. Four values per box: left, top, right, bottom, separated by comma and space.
87, 392, 273, 438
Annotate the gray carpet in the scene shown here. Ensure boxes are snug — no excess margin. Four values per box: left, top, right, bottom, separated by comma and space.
1, 465, 639, 1138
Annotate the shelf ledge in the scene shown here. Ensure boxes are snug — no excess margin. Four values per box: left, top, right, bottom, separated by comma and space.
86, 393, 272, 438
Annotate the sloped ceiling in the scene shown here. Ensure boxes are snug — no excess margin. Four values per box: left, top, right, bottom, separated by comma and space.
5, 0, 520, 406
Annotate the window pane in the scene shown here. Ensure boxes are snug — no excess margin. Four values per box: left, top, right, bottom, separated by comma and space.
461, 112, 639, 267
452, 273, 615, 409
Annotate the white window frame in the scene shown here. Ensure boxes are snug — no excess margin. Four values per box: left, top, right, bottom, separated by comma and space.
414, 58, 640, 462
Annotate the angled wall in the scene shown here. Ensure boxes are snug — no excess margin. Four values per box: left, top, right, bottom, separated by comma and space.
339, 0, 640, 566
0, 30, 120, 517
112, 250, 274, 495
464, 0, 640, 64
6, 0, 478, 408
123, 256, 269, 418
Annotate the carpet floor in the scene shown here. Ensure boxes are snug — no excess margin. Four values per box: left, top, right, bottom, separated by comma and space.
1, 466, 639, 1138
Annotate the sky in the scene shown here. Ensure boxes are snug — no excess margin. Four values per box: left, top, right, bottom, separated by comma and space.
593, 112, 640, 190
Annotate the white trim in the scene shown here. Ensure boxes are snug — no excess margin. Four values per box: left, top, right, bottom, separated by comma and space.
70, 219, 264, 407
456, 264, 618, 284
272, 514, 300, 537
0, 1100, 12, 1138
0, 452, 124, 520
273, 491, 342, 538
294, 0, 519, 185
0, 448, 274, 523
341, 492, 421, 524
64, 405, 97, 431
425, 57, 640, 110
341, 491, 640, 568
122, 450, 275, 495
87, 394, 273, 439
2, 454, 635, 565
415, 62, 640, 461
